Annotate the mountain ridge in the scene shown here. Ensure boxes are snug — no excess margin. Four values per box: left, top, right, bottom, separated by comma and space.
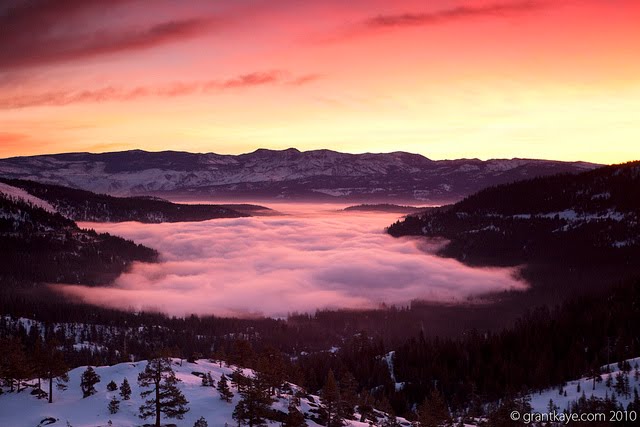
0, 189, 158, 287
387, 161, 640, 299
0, 178, 258, 223
0, 148, 599, 203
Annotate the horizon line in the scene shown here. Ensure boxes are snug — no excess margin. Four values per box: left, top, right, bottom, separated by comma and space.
0, 147, 607, 165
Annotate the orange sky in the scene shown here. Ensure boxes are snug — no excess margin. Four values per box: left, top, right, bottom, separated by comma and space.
1, 0, 639, 163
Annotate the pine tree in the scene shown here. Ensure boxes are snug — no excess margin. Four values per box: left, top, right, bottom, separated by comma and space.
589, 366, 603, 390
357, 391, 374, 423
487, 395, 531, 427
212, 348, 226, 368
107, 380, 118, 391
232, 377, 273, 427
255, 346, 286, 396
138, 358, 190, 427
194, 416, 209, 427
231, 367, 250, 392
418, 389, 452, 427
80, 366, 101, 398
217, 374, 234, 402
381, 415, 401, 427
0, 337, 32, 393
284, 400, 308, 427
321, 370, 343, 427
202, 371, 215, 387
119, 378, 132, 400
108, 396, 120, 414
339, 371, 358, 420
44, 339, 68, 403
31, 337, 47, 397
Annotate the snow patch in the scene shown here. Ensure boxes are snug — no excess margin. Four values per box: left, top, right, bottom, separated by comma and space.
0, 182, 57, 213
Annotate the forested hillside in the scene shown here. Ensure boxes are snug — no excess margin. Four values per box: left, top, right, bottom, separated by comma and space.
387, 161, 640, 298
2, 278, 639, 423
0, 191, 157, 286
0, 178, 251, 223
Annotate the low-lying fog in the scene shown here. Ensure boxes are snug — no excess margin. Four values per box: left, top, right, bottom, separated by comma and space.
57, 204, 526, 317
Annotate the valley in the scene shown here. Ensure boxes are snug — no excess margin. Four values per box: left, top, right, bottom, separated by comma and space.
2, 161, 639, 426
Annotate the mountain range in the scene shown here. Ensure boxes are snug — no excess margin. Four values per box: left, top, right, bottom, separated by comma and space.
0, 149, 598, 203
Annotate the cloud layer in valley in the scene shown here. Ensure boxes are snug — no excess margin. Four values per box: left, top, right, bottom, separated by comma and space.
57, 205, 526, 317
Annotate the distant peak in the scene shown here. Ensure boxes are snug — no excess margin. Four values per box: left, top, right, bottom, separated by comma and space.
247, 147, 301, 156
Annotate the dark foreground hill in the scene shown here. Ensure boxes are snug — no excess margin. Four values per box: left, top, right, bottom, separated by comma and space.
343, 203, 429, 214
388, 161, 640, 299
0, 178, 255, 223
0, 191, 157, 286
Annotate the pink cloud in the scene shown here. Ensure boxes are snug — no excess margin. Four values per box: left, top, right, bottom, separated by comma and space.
55, 205, 527, 318
0, 70, 318, 109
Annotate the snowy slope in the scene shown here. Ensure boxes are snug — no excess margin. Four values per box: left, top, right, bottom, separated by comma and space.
528, 357, 640, 413
0, 149, 598, 203
0, 359, 409, 427
0, 182, 56, 213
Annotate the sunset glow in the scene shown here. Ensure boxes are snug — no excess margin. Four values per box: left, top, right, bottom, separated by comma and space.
1, 0, 639, 163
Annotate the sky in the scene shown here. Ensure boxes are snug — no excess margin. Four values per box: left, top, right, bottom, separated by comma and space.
56, 206, 525, 317
1, 0, 639, 163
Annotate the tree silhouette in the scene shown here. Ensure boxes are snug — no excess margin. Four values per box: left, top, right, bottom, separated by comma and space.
138, 358, 189, 427
119, 377, 131, 400
43, 338, 68, 403
284, 399, 308, 427
108, 396, 120, 414
80, 366, 100, 398
321, 370, 343, 427
217, 374, 234, 402
232, 377, 273, 427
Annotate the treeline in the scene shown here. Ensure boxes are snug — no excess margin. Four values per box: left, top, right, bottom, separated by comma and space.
3, 278, 639, 422
387, 162, 640, 301
452, 161, 640, 215
0, 193, 157, 286
1, 178, 250, 223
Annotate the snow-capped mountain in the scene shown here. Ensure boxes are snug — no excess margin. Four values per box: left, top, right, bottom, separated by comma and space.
0, 149, 598, 203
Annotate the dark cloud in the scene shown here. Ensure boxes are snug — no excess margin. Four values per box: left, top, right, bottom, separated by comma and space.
56, 205, 526, 318
313, 0, 546, 42
365, 1, 543, 29
0, 0, 215, 70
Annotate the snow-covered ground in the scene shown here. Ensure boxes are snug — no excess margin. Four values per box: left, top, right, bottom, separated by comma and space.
0, 182, 56, 213
0, 359, 408, 427
529, 357, 640, 413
